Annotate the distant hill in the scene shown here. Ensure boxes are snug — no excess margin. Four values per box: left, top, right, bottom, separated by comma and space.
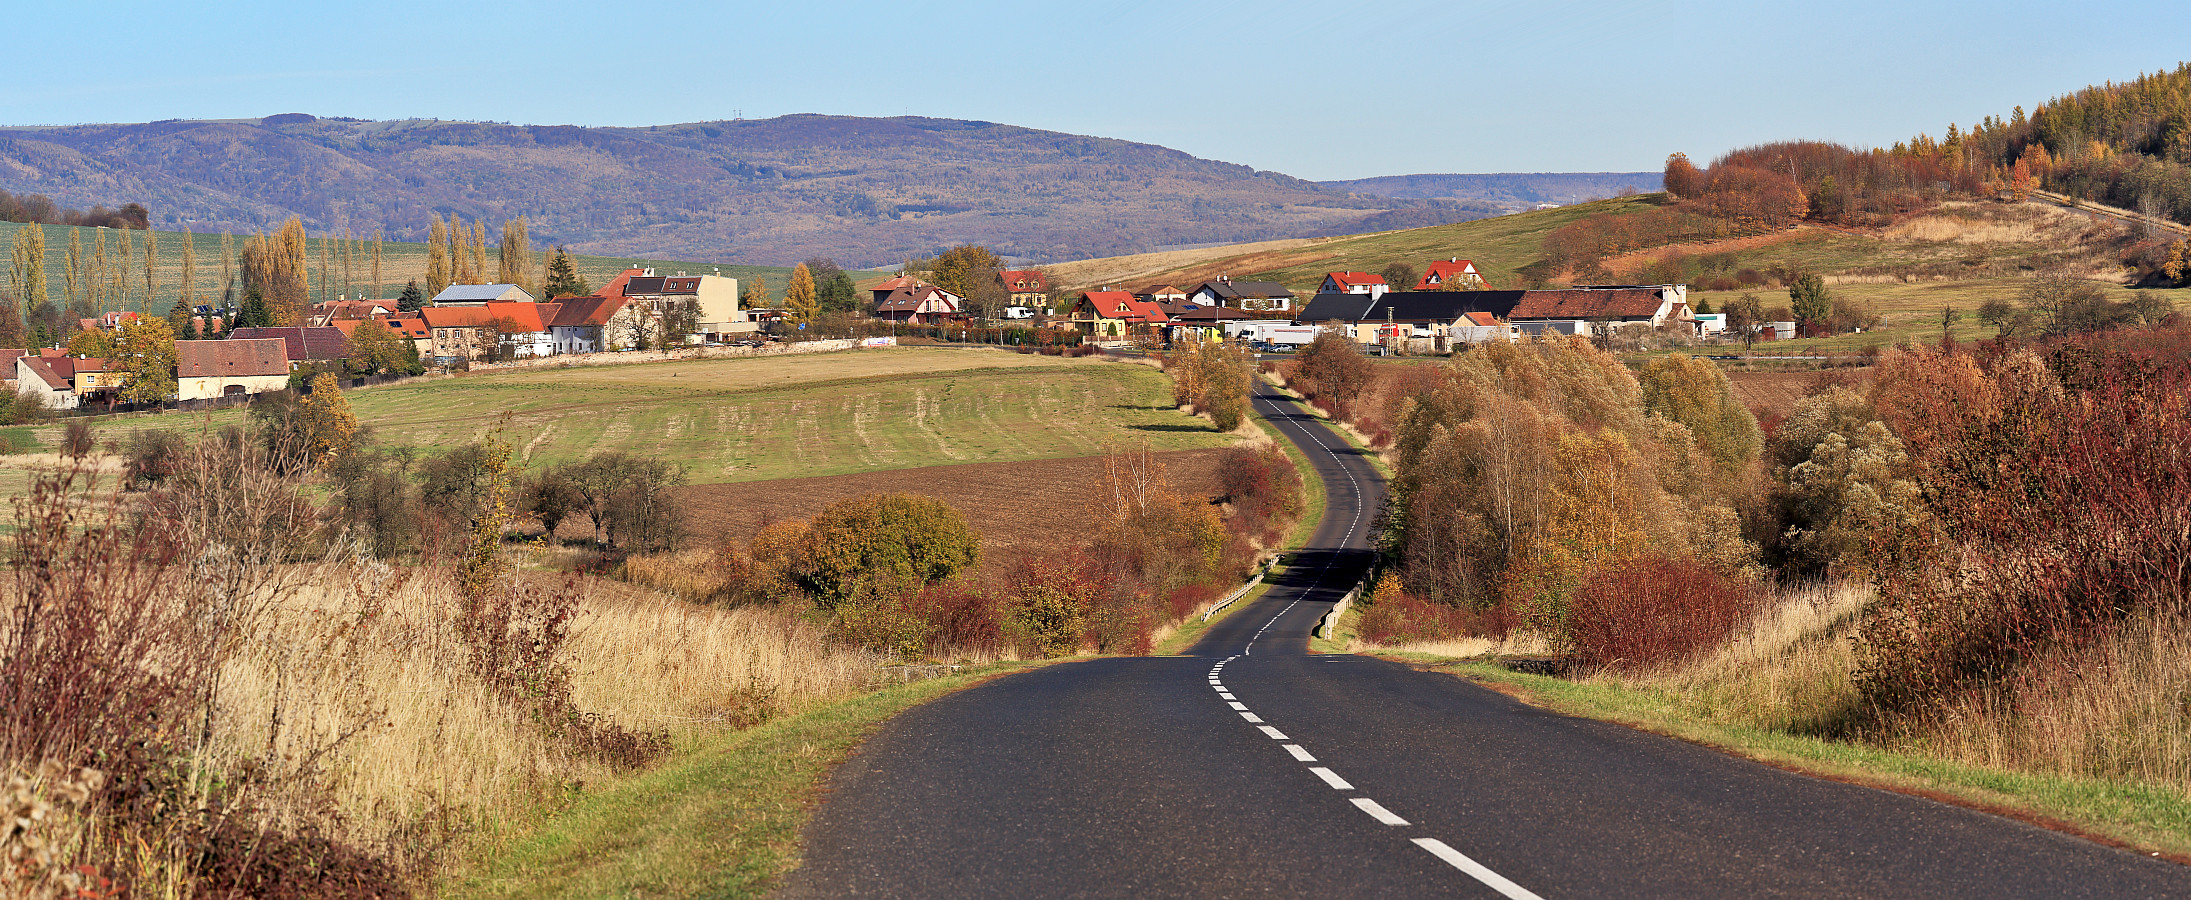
1322, 172, 1662, 210
0, 114, 1504, 267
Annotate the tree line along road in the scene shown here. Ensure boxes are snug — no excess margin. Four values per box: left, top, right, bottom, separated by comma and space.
780, 382, 2191, 899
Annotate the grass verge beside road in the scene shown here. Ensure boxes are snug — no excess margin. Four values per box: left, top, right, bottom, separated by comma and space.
445, 663, 1041, 900
1251, 394, 1325, 553
1413, 659, 2191, 863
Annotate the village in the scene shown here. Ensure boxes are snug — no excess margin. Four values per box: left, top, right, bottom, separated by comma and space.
9, 250, 1809, 412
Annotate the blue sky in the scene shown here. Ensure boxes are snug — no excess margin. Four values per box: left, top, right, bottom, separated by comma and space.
7, 0, 2189, 181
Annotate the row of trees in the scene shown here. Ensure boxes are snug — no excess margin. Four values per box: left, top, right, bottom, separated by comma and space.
0, 189, 149, 229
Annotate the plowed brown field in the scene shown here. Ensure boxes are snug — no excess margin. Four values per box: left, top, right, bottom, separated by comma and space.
675, 448, 1230, 558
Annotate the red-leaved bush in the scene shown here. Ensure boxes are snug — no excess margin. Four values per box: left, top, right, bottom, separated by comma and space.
1567, 556, 1761, 673
1857, 336, 2191, 711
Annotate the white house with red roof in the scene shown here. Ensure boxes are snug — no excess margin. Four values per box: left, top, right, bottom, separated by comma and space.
1320, 272, 1389, 298
1417, 258, 1489, 290
1070, 290, 1170, 340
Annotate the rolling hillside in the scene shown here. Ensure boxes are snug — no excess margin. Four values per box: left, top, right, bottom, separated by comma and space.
0, 115, 1494, 267
1047, 192, 2191, 351
1322, 172, 1662, 211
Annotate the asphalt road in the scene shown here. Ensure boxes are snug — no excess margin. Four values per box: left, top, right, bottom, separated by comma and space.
781, 384, 2191, 898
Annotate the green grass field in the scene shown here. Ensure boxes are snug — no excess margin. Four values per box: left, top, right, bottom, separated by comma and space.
0, 220, 883, 316
1689, 279, 2191, 355
45, 348, 1236, 484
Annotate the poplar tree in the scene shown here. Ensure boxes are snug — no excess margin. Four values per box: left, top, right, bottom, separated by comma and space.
112, 228, 134, 310
219, 231, 236, 307
89, 229, 108, 314
469, 220, 488, 284
497, 218, 530, 292
784, 262, 819, 325
273, 218, 309, 325
9, 224, 46, 311
318, 234, 333, 304
426, 217, 452, 297
178, 227, 196, 313
371, 229, 384, 299
63, 229, 81, 308
141, 227, 159, 308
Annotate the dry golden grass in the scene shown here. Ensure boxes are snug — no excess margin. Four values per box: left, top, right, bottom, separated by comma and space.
1379, 632, 1552, 658
1914, 615, 2191, 793
1600, 581, 1871, 734
201, 555, 880, 879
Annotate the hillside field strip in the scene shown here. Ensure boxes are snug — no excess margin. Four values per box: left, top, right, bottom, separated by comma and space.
0, 220, 880, 313
26, 348, 1238, 486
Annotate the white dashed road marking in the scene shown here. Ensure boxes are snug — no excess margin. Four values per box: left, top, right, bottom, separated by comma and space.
1308, 767, 1353, 790
1283, 744, 1315, 762
1258, 726, 1289, 740
1413, 838, 1548, 900
1351, 798, 1410, 827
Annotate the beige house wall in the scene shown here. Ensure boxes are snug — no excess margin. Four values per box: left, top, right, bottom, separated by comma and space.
177, 373, 289, 401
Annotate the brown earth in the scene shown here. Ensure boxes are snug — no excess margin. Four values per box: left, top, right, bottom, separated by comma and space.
1725, 367, 1874, 417
674, 448, 1230, 560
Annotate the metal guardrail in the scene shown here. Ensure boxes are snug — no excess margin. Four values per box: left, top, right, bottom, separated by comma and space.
1315, 575, 1371, 640
1202, 557, 1279, 622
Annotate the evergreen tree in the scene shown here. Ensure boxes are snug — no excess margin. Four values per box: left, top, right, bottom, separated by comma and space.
817, 271, 859, 313
398, 279, 427, 312
542, 247, 589, 299
1788, 272, 1832, 334
239, 287, 273, 328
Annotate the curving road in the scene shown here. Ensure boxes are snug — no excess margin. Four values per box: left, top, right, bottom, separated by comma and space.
781, 383, 2191, 898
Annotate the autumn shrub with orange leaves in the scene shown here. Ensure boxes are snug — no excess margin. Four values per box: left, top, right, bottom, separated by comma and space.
1380, 335, 1760, 645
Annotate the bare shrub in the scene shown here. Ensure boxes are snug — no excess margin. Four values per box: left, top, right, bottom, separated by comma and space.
1567, 556, 1762, 673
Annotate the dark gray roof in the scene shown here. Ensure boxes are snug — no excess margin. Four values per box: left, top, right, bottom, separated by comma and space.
1296, 290, 1525, 325
1295, 294, 1380, 324
1193, 280, 1293, 301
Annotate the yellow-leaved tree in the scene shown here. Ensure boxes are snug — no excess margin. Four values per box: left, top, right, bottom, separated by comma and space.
299, 373, 359, 470
111, 316, 178, 404
784, 263, 819, 325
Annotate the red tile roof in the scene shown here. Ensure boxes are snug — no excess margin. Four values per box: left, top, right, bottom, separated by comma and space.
1325, 271, 1387, 289
228, 326, 352, 362
17, 357, 68, 390
313, 299, 392, 321
1081, 291, 1169, 323
375, 314, 431, 340
869, 274, 923, 294
1507, 289, 1666, 319
419, 301, 556, 332
547, 295, 627, 328
1418, 260, 1485, 290
1000, 270, 1047, 292
178, 339, 290, 378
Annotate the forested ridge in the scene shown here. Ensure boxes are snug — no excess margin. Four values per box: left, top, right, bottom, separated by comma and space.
0, 114, 1484, 267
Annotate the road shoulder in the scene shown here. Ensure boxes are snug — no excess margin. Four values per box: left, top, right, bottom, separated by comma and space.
1398, 656, 2191, 865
